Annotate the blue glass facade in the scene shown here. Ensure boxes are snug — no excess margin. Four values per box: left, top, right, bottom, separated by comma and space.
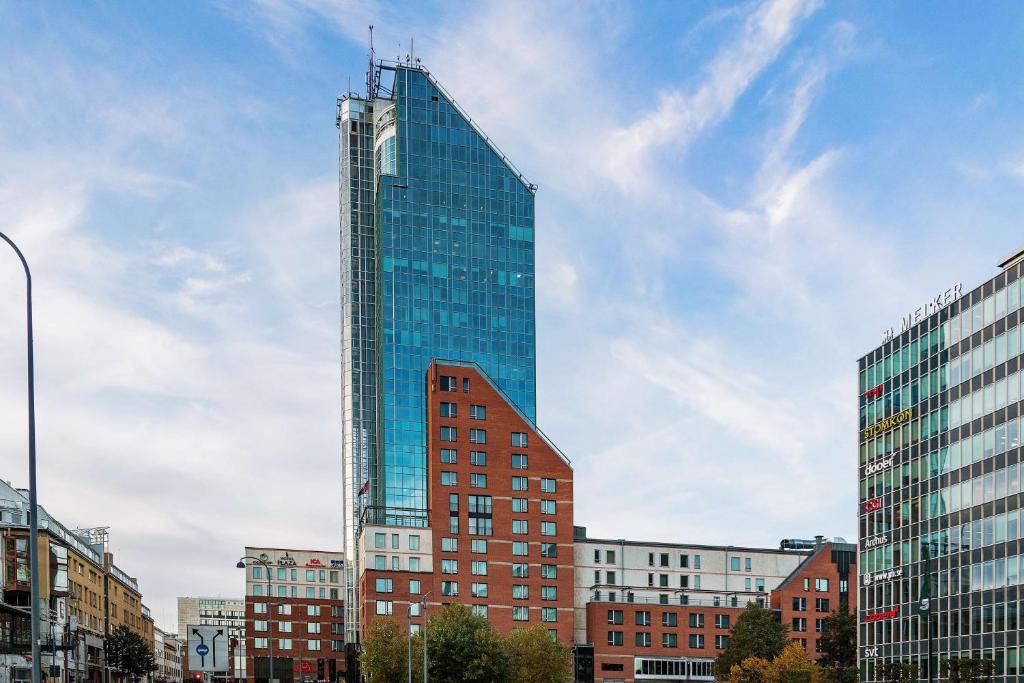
377, 66, 536, 516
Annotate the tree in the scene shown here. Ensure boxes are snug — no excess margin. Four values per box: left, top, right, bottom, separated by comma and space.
105, 625, 157, 682
726, 644, 818, 683
504, 625, 572, 683
360, 617, 419, 683
427, 603, 509, 683
714, 604, 789, 678
816, 606, 857, 683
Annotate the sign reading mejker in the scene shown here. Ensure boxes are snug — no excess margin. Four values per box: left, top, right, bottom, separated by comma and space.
882, 283, 962, 342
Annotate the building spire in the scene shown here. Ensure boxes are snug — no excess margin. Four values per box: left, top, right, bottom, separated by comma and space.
366, 24, 376, 98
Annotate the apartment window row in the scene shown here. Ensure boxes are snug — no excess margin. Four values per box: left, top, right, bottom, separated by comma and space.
605, 632, 726, 650
251, 585, 340, 600
438, 402, 487, 420
438, 426, 530, 447
252, 567, 343, 583
440, 472, 558, 493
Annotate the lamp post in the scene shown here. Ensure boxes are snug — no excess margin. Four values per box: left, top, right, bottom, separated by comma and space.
237, 557, 273, 683
419, 592, 430, 683
0, 231, 42, 683
405, 605, 412, 683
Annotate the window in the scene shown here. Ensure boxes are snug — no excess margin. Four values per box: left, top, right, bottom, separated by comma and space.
815, 598, 830, 612
308, 640, 321, 651
715, 614, 730, 629
512, 476, 528, 491
689, 634, 705, 649
305, 587, 315, 598
607, 631, 623, 646
441, 559, 458, 574
409, 535, 420, 550
440, 471, 457, 486
635, 611, 651, 626
606, 570, 616, 584
792, 618, 807, 632
440, 449, 457, 464
756, 578, 765, 592
662, 612, 678, 627
542, 608, 557, 622
815, 578, 829, 592
716, 635, 729, 650
815, 619, 826, 633
541, 543, 557, 558
278, 604, 291, 615
512, 607, 528, 622
512, 454, 528, 469
450, 492, 459, 512
512, 432, 528, 447
730, 557, 740, 571
608, 609, 623, 624
662, 633, 678, 648
409, 557, 420, 572
472, 583, 488, 598
659, 574, 669, 587
441, 581, 458, 597
468, 495, 492, 514
254, 638, 268, 649
745, 557, 752, 572
441, 537, 458, 552
470, 404, 486, 420
606, 550, 616, 563
462, 377, 470, 392
307, 623, 321, 634
375, 578, 393, 593
374, 533, 385, 548
792, 597, 806, 611
470, 473, 487, 488
278, 639, 292, 650
512, 520, 528, 534
440, 375, 457, 391
469, 428, 487, 444
472, 539, 487, 554
513, 584, 530, 600
254, 603, 267, 614
409, 579, 421, 595
541, 521, 556, 536
468, 517, 492, 536
512, 498, 528, 512
694, 554, 701, 569
803, 578, 810, 591
472, 605, 488, 619
680, 554, 689, 568
635, 632, 652, 647
660, 553, 669, 567
470, 450, 487, 466
594, 549, 601, 563
512, 563, 529, 578
689, 613, 704, 628
541, 586, 557, 601
540, 478, 556, 493
513, 542, 529, 556
440, 426, 457, 442
254, 620, 268, 632
440, 402, 457, 417
375, 601, 392, 616
472, 561, 488, 576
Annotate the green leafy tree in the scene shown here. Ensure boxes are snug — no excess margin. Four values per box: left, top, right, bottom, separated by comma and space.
816, 606, 857, 683
504, 624, 572, 683
427, 603, 509, 683
105, 625, 157, 682
714, 604, 788, 679
360, 617, 422, 683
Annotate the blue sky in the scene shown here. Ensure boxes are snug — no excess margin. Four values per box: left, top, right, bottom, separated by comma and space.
1, 0, 1023, 631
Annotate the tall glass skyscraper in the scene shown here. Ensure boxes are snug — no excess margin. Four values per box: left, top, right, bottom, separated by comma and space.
858, 247, 1024, 681
337, 61, 537, 639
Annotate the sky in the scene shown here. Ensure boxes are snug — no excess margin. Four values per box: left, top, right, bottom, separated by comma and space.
1, 0, 1023, 633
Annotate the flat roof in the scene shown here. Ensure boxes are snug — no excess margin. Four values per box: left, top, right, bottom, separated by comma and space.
576, 535, 811, 556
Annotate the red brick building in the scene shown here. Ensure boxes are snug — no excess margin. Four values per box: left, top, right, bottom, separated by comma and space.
359, 361, 575, 641
240, 548, 346, 683
769, 541, 857, 660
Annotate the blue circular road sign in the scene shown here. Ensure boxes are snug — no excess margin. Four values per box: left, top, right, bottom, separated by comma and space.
196, 644, 209, 657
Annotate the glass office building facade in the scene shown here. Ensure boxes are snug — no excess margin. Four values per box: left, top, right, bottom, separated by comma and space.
338, 62, 537, 639
858, 249, 1024, 681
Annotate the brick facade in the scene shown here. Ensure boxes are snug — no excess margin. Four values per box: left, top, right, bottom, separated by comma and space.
359, 361, 575, 642
768, 542, 857, 660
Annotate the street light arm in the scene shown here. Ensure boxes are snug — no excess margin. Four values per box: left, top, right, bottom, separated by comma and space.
0, 230, 41, 683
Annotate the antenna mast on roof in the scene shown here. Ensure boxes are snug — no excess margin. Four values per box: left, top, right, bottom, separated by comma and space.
366, 25, 376, 98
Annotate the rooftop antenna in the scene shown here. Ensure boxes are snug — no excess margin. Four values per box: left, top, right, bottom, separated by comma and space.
366, 25, 376, 98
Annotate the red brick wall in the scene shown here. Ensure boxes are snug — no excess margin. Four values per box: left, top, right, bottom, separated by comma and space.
768, 543, 857, 660
588, 602, 745, 681
359, 362, 575, 643
243, 595, 345, 682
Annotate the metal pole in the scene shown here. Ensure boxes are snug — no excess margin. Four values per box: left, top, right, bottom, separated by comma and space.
0, 231, 42, 683
263, 561, 273, 683
420, 594, 429, 683
406, 606, 411, 683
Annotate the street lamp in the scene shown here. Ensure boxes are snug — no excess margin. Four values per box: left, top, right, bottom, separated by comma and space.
237, 557, 273, 683
419, 592, 430, 683
0, 231, 42, 683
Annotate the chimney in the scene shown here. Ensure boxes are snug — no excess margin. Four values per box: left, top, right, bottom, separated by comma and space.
814, 535, 825, 549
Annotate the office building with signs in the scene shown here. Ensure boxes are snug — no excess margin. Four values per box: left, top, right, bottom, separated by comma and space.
858, 246, 1024, 680
338, 56, 537, 641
